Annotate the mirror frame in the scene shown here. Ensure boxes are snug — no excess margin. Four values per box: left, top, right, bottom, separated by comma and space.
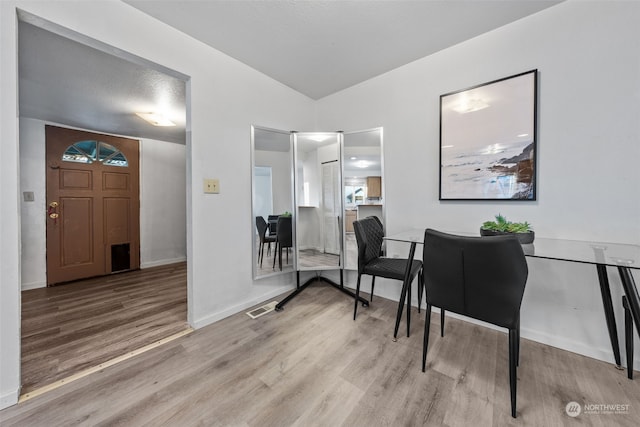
251, 125, 295, 280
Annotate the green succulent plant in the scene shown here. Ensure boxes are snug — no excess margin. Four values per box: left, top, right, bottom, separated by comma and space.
482, 214, 532, 233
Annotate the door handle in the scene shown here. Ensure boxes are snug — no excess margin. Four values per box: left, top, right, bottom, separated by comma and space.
48, 201, 59, 220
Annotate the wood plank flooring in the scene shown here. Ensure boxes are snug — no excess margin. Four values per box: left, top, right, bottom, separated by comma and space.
20, 262, 188, 395
4, 280, 639, 426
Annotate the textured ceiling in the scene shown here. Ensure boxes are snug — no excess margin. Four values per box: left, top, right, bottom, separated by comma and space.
19, 21, 187, 144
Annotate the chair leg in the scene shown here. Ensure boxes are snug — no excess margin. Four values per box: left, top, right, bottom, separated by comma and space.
422, 303, 432, 372
406, 278, 412, 337
441, 309, 445, 337
370, 276, 376, 302
509, 328, 518, 418
354, 274, 363, 320
624, 296, 634, 379
272, 242, 278, 269
258, 242, 263, 267
417, 270, 423, 313
516, 316, 521, 367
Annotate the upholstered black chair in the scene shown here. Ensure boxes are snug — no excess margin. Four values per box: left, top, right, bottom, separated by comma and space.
421, 229, 528, 418
267, 214, 280, 237
273, 216, 292, 271
353, 217, 423, 337
256, 216, 276, 267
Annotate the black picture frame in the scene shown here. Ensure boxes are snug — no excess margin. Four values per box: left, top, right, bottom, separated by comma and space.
439, 69, 538, 201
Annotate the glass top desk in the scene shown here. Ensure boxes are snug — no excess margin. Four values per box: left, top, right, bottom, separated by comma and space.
385, 229, 640, 369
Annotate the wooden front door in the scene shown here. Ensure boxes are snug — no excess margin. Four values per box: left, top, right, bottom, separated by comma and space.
45, 125, 140, 285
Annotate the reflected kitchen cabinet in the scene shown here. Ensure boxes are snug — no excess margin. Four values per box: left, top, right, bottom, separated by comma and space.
345, 209, 357, 233
367, 176, 382, 198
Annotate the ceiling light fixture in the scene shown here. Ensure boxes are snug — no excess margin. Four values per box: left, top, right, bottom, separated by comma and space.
135, 112, 176, 127
308, 134, 332, 142
355, 160, 369, 168
350, 156, 357, 160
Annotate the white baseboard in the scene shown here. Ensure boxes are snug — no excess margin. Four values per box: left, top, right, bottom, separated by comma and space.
0, 388, 19, 411
192, 284, 295, 329
21, 280, 46, 291
21, 258, 187, 289
140, 256, 187, 269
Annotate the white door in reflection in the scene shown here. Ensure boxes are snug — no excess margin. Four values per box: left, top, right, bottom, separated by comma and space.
322, 162, 340, 255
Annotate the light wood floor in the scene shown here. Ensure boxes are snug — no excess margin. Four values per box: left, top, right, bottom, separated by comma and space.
3, 280, 639, 426
20, 262, 188, 395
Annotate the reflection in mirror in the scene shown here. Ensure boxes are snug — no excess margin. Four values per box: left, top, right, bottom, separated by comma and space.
343, 128, 384, 270
294, 132, 342, 270
251, 126, 294, 279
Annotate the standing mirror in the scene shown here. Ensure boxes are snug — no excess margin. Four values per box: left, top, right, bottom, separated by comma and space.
251, 126, 294, 279
343, 128, 384, 270
294, 132, 343, 271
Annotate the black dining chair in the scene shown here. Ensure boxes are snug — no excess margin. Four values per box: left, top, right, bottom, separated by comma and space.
273, 216, 292, 271
421, 229, 528, 418
256, 216, 276, 267
267, 214, 280, 237
353, 217, 423, 337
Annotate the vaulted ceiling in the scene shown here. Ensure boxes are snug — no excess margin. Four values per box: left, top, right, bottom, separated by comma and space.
18, 1, 562, 143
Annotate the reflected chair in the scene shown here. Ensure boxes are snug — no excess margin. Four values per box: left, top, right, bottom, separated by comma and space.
273, 216, 292, 271
353, 217, 423, 338
267, 214, 279, 237
421, 229, 528, 418
256, 216, 276, 267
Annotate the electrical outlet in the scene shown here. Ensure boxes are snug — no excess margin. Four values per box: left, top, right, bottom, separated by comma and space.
203, 178, 220, 194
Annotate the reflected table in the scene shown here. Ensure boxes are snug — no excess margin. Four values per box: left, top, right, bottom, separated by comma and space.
386, 229, 640, 371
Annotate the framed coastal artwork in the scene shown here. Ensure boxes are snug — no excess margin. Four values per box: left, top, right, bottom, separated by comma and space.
439, 69, 538, 200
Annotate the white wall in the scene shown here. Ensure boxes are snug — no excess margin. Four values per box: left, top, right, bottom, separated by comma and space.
18, 118, 187, 289
1, 0, 314, 408
139, 137, 186, 268
317, 1, 640, 367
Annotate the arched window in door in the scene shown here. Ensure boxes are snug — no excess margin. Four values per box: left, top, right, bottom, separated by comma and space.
61, 140, 128, 167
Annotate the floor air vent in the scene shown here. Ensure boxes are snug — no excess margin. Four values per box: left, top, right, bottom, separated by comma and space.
246, 301, 278, 319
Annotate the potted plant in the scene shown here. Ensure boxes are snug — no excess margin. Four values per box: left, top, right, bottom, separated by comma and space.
481, 214, 534, 244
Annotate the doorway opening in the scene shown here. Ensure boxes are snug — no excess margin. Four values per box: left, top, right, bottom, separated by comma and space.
18, 14, 191, 397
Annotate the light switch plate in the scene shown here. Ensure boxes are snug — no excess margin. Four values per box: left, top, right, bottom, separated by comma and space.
203, 178, 220, 194
23, 191, 35, 202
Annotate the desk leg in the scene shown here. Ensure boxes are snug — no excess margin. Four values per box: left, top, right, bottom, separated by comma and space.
618, 267, 640, 342
596, 264, 622, 367
393, 242, 417, 341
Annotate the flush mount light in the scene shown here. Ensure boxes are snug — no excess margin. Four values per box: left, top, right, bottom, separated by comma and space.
517, 133, 529, 137
355, 160, 369, 168
135, 112, 176, 127
308, 134, 332, 142
350, 156, 357, 160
